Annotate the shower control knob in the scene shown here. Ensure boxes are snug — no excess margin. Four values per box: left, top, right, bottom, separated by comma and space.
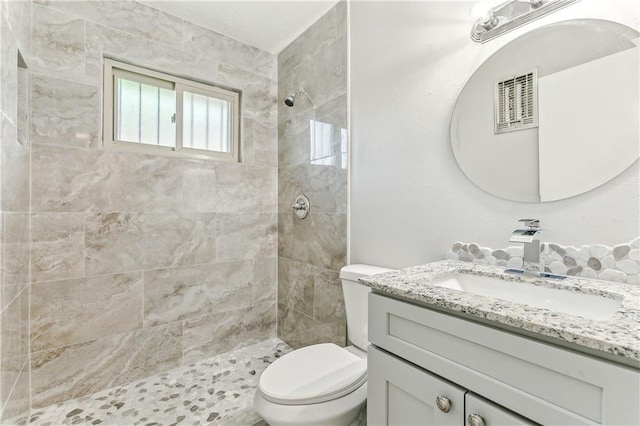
468, 414, 486, 426
435, 395, 451, 413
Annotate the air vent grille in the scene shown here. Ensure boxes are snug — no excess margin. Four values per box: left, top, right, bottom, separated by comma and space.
495, 69, 538, 133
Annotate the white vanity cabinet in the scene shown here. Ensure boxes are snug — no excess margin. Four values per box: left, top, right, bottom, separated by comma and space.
368, 346, 535, 426
367, 293, 640, 426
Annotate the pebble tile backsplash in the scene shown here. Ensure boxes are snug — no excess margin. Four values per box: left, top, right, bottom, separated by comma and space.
445, 237, 640, 285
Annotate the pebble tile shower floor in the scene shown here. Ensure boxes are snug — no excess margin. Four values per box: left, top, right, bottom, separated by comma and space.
25, 339, 292, 426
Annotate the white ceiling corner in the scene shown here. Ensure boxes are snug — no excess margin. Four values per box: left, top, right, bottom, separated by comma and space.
140, 0, 341, 54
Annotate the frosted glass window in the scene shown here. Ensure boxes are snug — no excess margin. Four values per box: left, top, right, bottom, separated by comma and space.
183, 91, 231, 152
116, 77, 175, 147
104, 58, 240, 161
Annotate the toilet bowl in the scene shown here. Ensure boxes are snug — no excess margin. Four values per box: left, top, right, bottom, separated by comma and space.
254, 264, 392, 426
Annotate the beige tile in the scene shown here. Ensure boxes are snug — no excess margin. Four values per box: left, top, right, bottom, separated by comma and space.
1, 115, 29, 212
38, 0, 183, 49
85, 212, 217, 275
214, 164, 277, 214
30, 74, 99, 148
16, 67, 29, 146
243, 118, 278, 168
30, 273, 144, 352
0, 287, 29, 408
279, 161, 337, 214
278, 257, 314, 317
278, 5, 339, 74
182, 20, 276, 80
30, 213, 84, 283
252, 257, 277, 304
31, 4, 85, 80
31, 322, 182, 409
0, 359, 30, 424
277, 303, 345, 350
1, 14, 18, 123
84, 21, 196, 86
278, 212, 347, 271
216, 213, 277, 262
183, 302, 276, 364
143, 261, 254, 326
1, 212, 29, 293
313, 268, 345, 323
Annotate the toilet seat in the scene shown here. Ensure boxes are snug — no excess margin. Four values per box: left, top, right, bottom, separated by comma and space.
258, 343, 367, 405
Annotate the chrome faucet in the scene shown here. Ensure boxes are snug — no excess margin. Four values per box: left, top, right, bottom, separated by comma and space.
509, 219, 543, 274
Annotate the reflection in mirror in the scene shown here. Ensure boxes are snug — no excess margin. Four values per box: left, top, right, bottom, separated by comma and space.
450, 19, 639, 202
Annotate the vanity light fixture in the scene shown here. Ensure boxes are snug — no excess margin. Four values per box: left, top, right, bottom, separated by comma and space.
471, 0, 581, 43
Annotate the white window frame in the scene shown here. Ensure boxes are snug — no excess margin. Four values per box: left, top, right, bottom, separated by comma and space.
103, 58, 240, 161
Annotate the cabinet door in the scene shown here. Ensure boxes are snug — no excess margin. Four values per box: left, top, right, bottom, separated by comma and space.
465, 393, 538, 426
368, 346, 466, 426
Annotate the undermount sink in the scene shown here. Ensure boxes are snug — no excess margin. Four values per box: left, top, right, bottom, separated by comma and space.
430, 273, 622, 321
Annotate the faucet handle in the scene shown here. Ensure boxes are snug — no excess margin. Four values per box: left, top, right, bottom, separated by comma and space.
518, 218, 540, 229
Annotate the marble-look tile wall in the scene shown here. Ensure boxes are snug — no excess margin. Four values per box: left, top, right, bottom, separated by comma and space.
25, 0, 278, 410
277, 2, 349, 349
1, 0, 32, 423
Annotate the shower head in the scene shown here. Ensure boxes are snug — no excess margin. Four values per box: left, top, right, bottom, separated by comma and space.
283, 88, 314, 108
284, 93, 296, 107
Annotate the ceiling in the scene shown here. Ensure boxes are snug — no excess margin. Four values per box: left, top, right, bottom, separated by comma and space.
140, 1, 341, 54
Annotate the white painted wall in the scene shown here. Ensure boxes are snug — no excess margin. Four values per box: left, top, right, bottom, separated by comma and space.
350, 0, 640, 269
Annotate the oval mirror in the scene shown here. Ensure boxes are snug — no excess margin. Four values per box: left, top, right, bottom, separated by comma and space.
450, 19, 639, 202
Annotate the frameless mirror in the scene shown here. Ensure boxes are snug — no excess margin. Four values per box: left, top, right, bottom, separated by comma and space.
450, 19, 639, 202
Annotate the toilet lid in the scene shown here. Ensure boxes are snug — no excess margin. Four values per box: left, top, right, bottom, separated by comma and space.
258, 343, 367, 405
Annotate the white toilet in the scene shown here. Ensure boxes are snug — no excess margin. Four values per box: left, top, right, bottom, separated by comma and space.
254, 264, 392, 426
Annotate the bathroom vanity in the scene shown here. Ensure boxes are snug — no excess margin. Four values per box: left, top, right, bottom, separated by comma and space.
361, 261, 640, 425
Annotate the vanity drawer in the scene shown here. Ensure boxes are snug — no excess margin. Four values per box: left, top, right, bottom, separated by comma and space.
369, 293, 640, 426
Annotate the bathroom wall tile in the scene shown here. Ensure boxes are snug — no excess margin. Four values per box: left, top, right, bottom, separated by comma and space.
84, 21, 196, 86
0, 287, 29, 408
294, 36, 347, 108
214, 164, 277, 213
143, 260, 254, 327
243, 118, 278, 168
182, 20, 277, 80
1, 115, 29, 212
182, 162, 276, 214
31, 144, 142, 212
252, 257, 277, 304
182, 302, 276, 364
30, 272, 144, 352
30, 213, 84, 283
31, 4, 85, 80
31, 322, 182, 409
31, 144, 187, 212
277, 106, 314, 167
1, 212, 29, 291
85, 212, 217, 275
181, 165, 217, 213
216, 213, 277, 262
278, 257, 315, 317
1, 14, 18, 123
278, 5, 338, 73
16, 67, 28, 145
279, 161, 337, 214
313, 267, 345, 323
216, 67, 276, 123
277, 303, 345, 350
30, 74, 99, 148
3, 0, 31, 57
37, 0, 183, 49
0, 359, 30, 424
278, 212, 347, 271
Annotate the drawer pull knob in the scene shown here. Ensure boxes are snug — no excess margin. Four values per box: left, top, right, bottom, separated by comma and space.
468, 413, 486, 426
435, 395, 451, 413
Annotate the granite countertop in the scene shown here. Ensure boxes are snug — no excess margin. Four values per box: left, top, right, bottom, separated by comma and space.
360, 260, 640, 366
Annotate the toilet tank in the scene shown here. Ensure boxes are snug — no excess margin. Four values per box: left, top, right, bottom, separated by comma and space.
339, 264, 393, 351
